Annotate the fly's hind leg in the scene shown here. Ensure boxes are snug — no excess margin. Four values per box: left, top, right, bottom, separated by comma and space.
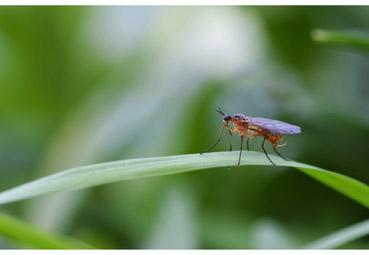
272, 136, 289, 161
261, 137, 276, 166
273, 146, 289, 161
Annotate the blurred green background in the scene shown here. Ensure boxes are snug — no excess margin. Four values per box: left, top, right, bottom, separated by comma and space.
0, 6, 369, 249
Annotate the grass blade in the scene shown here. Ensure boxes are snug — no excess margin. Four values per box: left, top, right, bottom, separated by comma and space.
312, 29, 369, 51
304, 219, 369, 249
0, 212, 92, 249
0, 152, 369, 210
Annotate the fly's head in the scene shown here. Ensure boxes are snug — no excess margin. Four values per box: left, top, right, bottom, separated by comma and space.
223, 114, 232, 123
216, 107, 231, 125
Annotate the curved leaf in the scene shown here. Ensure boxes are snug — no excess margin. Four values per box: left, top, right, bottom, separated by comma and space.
304, 218, 369, 249
0, 212, 92, 249
0, 152, 368, 209
312, 29, 369, 51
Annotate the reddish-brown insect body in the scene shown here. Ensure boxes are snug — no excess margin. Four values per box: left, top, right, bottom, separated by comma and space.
232, 119, 282, 147
204, 108, 301, 166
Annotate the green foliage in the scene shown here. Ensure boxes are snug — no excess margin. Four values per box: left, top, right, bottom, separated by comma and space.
0, 211, 92, 249
0, 152, 368, 210
1, 151, 368, 249
305, 219, 369, 249
312, 29, 369, 51
1, 6, 369, 249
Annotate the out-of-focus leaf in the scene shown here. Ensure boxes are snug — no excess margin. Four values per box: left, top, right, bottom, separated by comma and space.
250, 219, 298, 249
0, 152, 368, 211
312, 29, 369, 51
0, 212, 92, 249
200, 211, 251, 249
143, 187, 197, 248
304, 218, 369, 249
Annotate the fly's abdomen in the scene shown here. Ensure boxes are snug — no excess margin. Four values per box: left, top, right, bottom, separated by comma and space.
266, 132, 283, 147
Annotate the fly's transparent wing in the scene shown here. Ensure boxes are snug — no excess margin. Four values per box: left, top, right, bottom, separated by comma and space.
247, 117, 301, 134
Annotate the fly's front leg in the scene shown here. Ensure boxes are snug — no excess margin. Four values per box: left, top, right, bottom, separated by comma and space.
261, 137, 276, 166
224, 125, 237, 134
224, 125, 238, 152
202, 124, 225, 154
273, 146, 289, 161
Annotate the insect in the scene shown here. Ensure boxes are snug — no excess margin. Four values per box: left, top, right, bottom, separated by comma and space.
204, 107, 301, 166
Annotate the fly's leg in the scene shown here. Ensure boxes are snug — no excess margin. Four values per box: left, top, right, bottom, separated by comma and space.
273, 146, 289, 161
238, 136, 244, 166
246, 138, 250, 151
227, 130, 233, 151
202, 125, 225, 154
261, 137, 276, 166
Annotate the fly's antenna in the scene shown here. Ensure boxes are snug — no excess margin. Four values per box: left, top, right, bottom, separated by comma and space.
216, 107, 225, 116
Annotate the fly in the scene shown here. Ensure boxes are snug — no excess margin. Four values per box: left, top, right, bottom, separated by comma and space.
204, 107, 301, 166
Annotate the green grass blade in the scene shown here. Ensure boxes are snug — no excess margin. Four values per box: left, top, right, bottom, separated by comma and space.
0, 211, 93, 249
312, 29, 369, 51
0, 152, 368, 210
304, 219, 369, 249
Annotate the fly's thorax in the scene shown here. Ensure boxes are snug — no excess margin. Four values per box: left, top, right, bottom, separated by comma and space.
232, 120, 259, 137
232, 119, 247, 134
245, 127, 262, 138
245, 124, 264, 138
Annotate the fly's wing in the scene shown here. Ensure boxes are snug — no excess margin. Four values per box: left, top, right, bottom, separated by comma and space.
247, 117, 301, 134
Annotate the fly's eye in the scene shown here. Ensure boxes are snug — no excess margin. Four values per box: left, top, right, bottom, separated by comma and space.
223, 115, 231, 122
